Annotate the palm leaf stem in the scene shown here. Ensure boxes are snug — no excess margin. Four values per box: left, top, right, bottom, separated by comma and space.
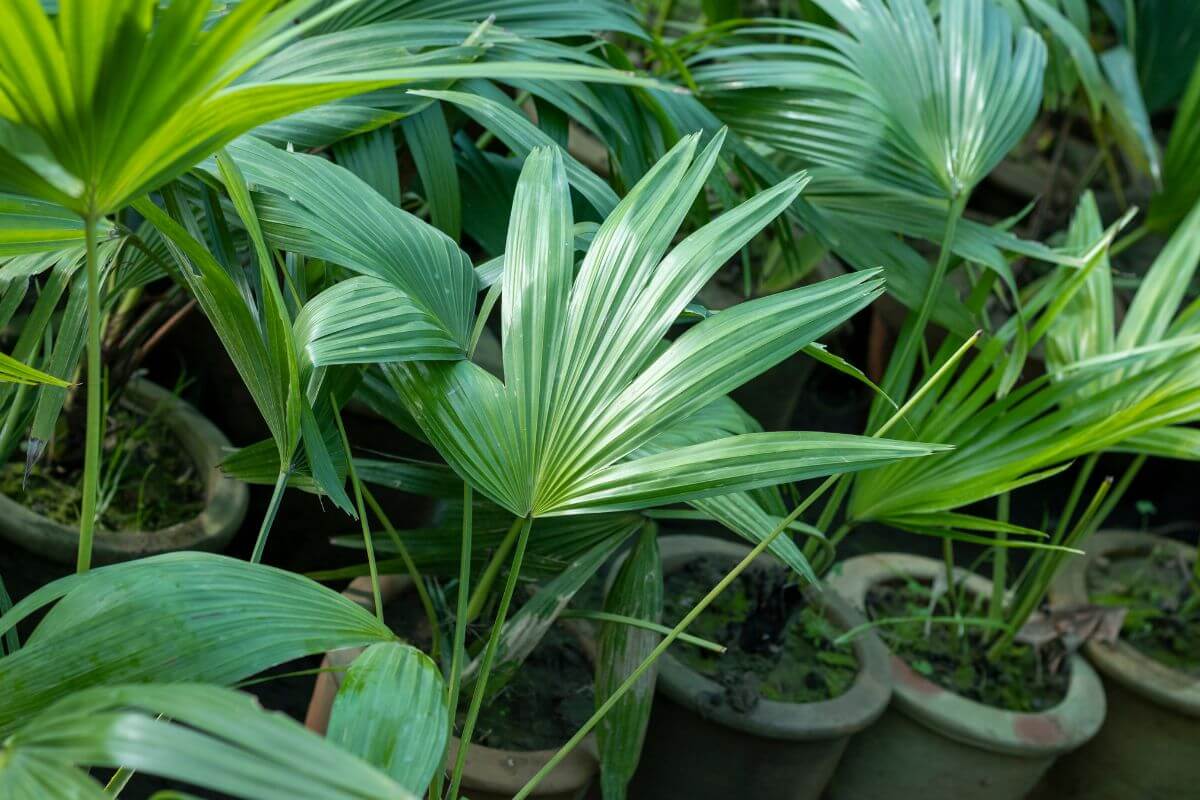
448, 516, 532, 800
362, 485, 439, 661
251, 471, 291, 564
76, 214, 103, 574
465, 516, 523, 623
873, 193, 970, 428
434, 483, 473, 800
334, 400, 382, 625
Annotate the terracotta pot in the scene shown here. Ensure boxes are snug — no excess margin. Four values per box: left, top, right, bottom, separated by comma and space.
625, 535, 892, 800
826, 553, 1105, 800
0, 378, 248, 564
306, 574, 599, 800
1035, 530, 1200, 799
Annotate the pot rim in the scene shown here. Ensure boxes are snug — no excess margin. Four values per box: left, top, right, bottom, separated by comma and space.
1050, 528, 1200, 717
643, 534, 892, 742
0, 377, 248, 563
311, 574, 598, 796
828, 552, 1106, 757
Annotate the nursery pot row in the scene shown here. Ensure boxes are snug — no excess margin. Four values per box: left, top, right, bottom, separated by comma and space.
0, 378, 248, 564
306, 532, 1197, 800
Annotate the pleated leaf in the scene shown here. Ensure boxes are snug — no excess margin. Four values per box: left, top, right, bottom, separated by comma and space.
596, 526, 662, 800
327, 643, 448, 796
0, 552, 394, 736
0, 684, 412, 800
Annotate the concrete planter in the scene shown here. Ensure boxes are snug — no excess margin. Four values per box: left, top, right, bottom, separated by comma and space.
306, 574, 599, 800
627, 535, 892, 800
0, 378, 248, 564
1037, 530, 1200, 799
827, 553, 1105, 800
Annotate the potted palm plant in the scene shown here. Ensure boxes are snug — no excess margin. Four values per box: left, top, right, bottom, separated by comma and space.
619, 534, 891, 800
1035, 528, 1198, 799
0, 224, 249, 563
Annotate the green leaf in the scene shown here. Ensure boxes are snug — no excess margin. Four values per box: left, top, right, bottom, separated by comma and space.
327, 643, 449, 796
0, 351, 69, 387
0, 684, 413, 800
551, 433, 948, 515
400, 104, 460, 238
596, 526, 661, 800
413, 86, 620, 217
0, 552, 394, 736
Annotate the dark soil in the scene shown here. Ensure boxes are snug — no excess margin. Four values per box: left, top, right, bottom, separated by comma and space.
867, 580, 1069, 712
663, 556, 858, 713
469, 622, 594, 751
1088, 545, 1200, 676
0, 403, 205, 531
383, 591, 594, 751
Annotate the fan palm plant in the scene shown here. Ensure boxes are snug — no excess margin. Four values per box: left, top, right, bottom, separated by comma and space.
687, 0, 1047, 406
0, 0, 656, 573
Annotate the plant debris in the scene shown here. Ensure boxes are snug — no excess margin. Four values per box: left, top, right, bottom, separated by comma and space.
664, 555, 858, 713
867, 579, 1070, 712
1088, 545, 1200, 676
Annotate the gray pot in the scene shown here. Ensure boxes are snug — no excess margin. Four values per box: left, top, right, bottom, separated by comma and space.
627, 535, 892, 800
826, 553, 1106, 800
1036, 530, 1200, 799
0, 378, 248, 564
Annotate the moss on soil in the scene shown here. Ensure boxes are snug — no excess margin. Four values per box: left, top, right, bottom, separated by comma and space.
663, 555, 858, 712
1088, 544, 1200, 676
867, 580, 1069, 712
0, 403, 205, 531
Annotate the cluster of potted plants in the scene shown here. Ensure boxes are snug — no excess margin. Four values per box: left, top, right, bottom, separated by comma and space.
0, 1, 1197, 799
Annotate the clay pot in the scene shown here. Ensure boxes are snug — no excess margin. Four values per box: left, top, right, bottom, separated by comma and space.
1036, 529, 1200, 799
826, 553, 1106, 800
0, 378, 248, 564
306, 574, 599, 800
626, 535, 892, 800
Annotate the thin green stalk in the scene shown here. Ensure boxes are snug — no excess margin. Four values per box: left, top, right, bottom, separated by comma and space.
362, 485, 439, 659
77, 214, 103, 573
989, 477, 1114, 660
465, 516, 523, 623
1056, 453, 1099, 540
989, 494, 1010, 623
1110, 223, 1150, 257
558, 610, 726, 653
871, 193, 969, 429
436, 483, 473, 800
942, 538, 957, 616
332, 401, 382, 624
447, 517, 532, 800
1089, 455, 1146, 538
512, 331, 975, 800
250, 470, 290, 564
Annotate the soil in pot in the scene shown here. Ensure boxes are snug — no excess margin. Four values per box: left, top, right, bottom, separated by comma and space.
866, 579, 1069, 712
1087, 543, 1200, 675
0, 401, 205, 531
663, 555, 859, 712
384, 593, 595, 751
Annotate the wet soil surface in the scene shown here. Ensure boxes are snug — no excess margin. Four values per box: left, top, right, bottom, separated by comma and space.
1089, 545, 1200, 676
867, 580, 1069, 712
663, 556, 858, 713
